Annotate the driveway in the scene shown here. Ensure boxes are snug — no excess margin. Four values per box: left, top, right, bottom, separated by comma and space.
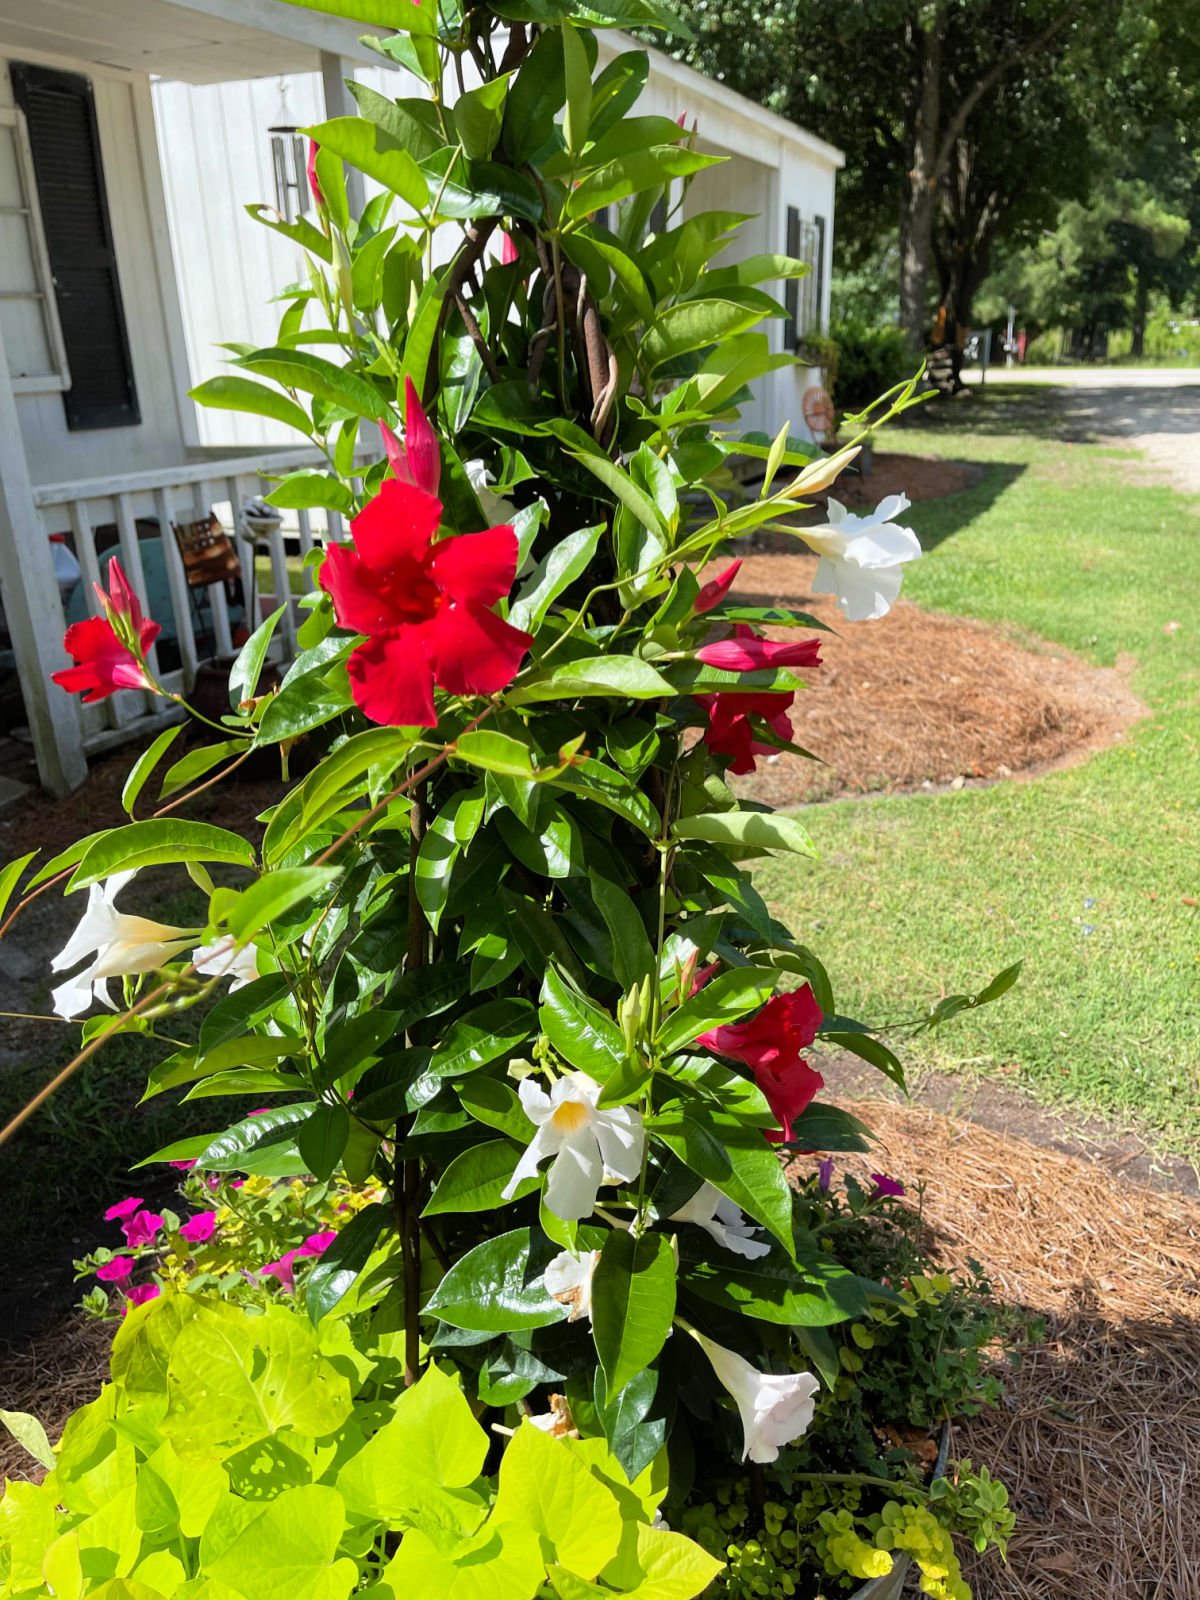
965, 367, 1200, 492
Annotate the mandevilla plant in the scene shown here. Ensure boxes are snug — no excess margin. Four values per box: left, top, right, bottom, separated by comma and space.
0, 0, 1022, 1590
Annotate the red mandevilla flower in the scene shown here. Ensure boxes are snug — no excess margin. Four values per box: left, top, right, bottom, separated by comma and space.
697, 623, 822, 674
694, 559, 742, 615
698, 986, 824, 1143
698, 691, 797, 775
320, 477, 532, 727
52, 556, 160, 704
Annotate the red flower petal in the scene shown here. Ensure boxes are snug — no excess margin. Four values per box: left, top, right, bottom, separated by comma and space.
427, 603, 532, 698
429, 525, 517, 607
346, 629, 437, 727
695, 559, 742, 614
349, 478, 441, 572
761, 1058, 824, 1143
319, 541, 408, 635
52, 617, 150, 703
697, 632, 822, 672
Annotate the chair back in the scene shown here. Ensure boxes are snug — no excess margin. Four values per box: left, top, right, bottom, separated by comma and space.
171, 513, 241, 589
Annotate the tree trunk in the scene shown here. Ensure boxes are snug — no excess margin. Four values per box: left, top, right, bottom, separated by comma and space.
1131, 270, 1148, 359
898, 16, 943, 350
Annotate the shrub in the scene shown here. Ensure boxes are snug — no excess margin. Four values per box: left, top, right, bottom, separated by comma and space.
829, 317, 916, 414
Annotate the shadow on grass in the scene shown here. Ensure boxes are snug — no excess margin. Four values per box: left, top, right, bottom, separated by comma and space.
902, 460, 1027, 555
899, 380, 1200, 447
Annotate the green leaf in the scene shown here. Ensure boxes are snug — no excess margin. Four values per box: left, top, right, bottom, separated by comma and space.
196, 1103, 316, 1177
265, 471, 355, 514
566, 146, 716, 218
786, 1102, 874, 1152
159, 738, 244, 799
561, 16, 593, 154
0, 1407, 54, 1469
589, 870, 655, 990
454, 74, 511, 160
677, 1234, 866, 1326
515, 655, 675, 702
296, 1102, 350, 1182
456, 1075, 534, 1140
224, 867, 339, 943
306, 1202, 391, 1323
423, 1139, 538, 1214
189, 375, 313, 438
549, 758, 660, 837
502, 26, 566, 165
591, 1231, 676, 1401
655, 967, 778, 1055
120, 726, 183, 817
382, 1520, 542, 1600
643, 296, 773, 373
238, 348, 392, 422
199, 1483, 357, 1600
509, 523, 603, 632
542, 420, 666, 532
164, 1301, 353, 1453
428, 998, 536, 1079
603, 1522, 724, 1598
493, 1421, 623, 1579
69, 820, 255, 889
230, 606, 286, 710
540, 968, 627, 1080
414, 790, 482, 932
349, 83, 444, 160
671, 810, 816, 857
818, 1028, 906, 1090
650, 1106, 794, 1251
454, 729, 535, 778
0, 851, 37, 928
425, 1228, 566, 1331
304, 115, 427, 208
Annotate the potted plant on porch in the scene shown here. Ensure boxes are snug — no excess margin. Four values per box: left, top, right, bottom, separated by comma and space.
0, 0, 1022, 1592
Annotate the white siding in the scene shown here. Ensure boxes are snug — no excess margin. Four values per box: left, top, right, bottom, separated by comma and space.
0, 54, 190, 487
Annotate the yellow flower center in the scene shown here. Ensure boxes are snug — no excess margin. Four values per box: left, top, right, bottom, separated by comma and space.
550, 1100, 590, 1135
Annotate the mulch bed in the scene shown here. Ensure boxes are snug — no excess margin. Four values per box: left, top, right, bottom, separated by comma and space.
714, 551, 1143, 804
6, 1104, 1198, 1600
839, 1102, 1200, 1600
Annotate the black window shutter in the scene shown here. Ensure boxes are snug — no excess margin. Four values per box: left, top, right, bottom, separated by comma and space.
11, 62, 140, 431
813, 214, 827, 333
784, 205, 801, 350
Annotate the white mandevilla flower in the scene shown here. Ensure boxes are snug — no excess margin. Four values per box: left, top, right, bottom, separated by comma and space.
191, 939, 259, 991
464, 458, 517, 524
544, 1248, 600, 1322
501, 1070, 644, 1222
696, 1332, 820, 1464
797, 493, 921, 621
669, 1182, 772, 1261
51, 871, 194, 1020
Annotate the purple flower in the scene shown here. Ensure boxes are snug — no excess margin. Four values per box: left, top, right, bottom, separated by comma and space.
96, 1256, 133, 1283
300, 1230, 336, 1258
104, 1196, 144, 1222
179, 1212, 216, 1246
817, 1157, 835, 1193
870, 1173, 906, 1199
121, 1209, 164, 1248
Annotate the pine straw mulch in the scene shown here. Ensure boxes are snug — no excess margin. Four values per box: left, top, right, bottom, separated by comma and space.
713, 550, 1144, 804
5, 1107, 1199, 1600
839, 1101, 1200, 1600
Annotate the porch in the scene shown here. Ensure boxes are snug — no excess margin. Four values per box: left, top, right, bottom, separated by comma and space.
0, 0, 375, 795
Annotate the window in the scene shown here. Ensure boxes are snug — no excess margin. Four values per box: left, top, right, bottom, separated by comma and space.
10, 62, 140, 430
0, 107, 70, 393
784, 207, 828, 348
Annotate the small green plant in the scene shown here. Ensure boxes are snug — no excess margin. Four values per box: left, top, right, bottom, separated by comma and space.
829, 317, 916, 414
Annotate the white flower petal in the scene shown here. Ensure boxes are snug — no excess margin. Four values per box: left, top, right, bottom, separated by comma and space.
544, 1248, 599, 1322
698, 1334, 819, 1464
500, 1121, 561, 1200
193, 940, 259, 990
592, 1102, 645, 1184
517, 1076, 553, 1123
51, 883, 113, 973
544, 1133, 603, 1222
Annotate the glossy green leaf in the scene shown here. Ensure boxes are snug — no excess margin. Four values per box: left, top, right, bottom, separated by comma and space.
304, 115, 427, 208
265, 471, 355, 514
423, 1139, 537, 1214
428, 998, 536, 1079
454, 74, 511, 160
238, 348, 392, 423
516, 655, 675, 702
655, 966, 779, 1055
0, 1407, 54, 1470
223, 867, 339, 943
671, 810, 816, 857
589, 869, 655, 989
306, 1201, 391, 1323
509, 523, 603, 632
650, 1106, 794, 1251
120, 725, 183, 817
199, 1483, 357, 1600
296, 1102, 350, 1182
69, 820, 255, 889
425, 1228, 566, 1331
591, 1230, 676, 1400
540, 968, 627, 1080
677, 1233, 866, 1326
456, 1075, 534, 1140
189, 375, 313, 438
229, 606, 287, 710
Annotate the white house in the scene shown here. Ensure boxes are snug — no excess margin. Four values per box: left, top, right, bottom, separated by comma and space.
0, 0, 842, 798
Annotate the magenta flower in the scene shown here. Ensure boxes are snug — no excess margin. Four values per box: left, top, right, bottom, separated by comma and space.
122, 1283, 160, 1315
179, 1213, 216, 1246
500, 231, 519, 266
121, 1209, 164, 1248
697, 624, 821, 673
695, 560, 742, 615
261, 1249, 301, 1295
300, 1230, 336, 1257
169, 1159, 196, 1171
870, 1173, 906, 1199
104, 1196, 144, 1222
817, 1157, 835, 1193
96, 1256, 134, 1283
306, 139, 323, 209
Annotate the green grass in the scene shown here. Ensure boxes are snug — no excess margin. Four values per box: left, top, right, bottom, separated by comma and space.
760, 386, 1200, 1156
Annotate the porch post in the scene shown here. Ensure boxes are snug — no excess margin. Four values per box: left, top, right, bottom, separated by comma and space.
0, 325, 88, 797
319, 53, 366, 218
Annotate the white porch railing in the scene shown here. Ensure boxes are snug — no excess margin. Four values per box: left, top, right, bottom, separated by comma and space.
31, 449, 346, 754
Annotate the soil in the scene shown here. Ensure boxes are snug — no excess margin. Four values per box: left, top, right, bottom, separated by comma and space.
710, 552, 1144, 805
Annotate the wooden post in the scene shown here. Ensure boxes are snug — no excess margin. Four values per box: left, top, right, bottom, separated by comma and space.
319, 52, 366, 219
0, 322, 88, 797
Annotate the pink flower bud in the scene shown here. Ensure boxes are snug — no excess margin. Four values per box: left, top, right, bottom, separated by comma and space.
306, 139, 324, 209
500, 231, 519, 266
403, 377, 441, 497
694, 559, 742, 615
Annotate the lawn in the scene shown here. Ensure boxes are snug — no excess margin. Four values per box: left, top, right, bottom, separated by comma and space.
760, 386, 1200, 1157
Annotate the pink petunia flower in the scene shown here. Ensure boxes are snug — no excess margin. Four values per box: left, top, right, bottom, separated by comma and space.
179, 1212, 216, 1246
169, 1159, 196, 1171
261, 1249, 301, 1295
121, 1209, 164, 1249
300, 1230, 336, 1257
104, 1196, 144, 1222
122, 1283, 161, 1315
96, 1256, 134, 1283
